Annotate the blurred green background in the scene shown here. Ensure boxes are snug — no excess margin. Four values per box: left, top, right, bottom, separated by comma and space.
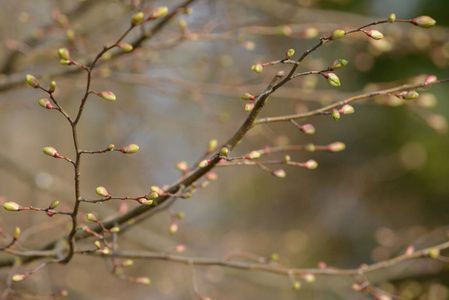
0, 0, 448, 299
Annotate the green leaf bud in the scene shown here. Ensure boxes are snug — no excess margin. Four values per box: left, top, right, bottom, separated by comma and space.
38, 98, 53, 109
96, 186, 109, 197
246, 151, 260, 160
139, 198, 153, 205
324, 73, 341, 87
365, 30, 384, 40
428, 247, 440, 258
404, 90, 419, 100
305, 143, 315, 152
339, 104, 354, 114
121, 143, 139, 154
251, 63, 263, 73
12, 274, 26, 282
332, 109, 341, 121
182, 192, 192, 199
146, 191, 159, 200
94, 241, 101, 248
135, 277, 151, 285
272, 169, 286, 178
292, 281, 301, 290
411, 16, 436, 28
86, 213, 98, 222
26, 74, 39, 88
330, 58, 348, 70
304, 159, 318, 169
331, 29, 345, 40
43, 147, 60, 158
14, 227, 21, 239
388, 13, 396, 23
220, 147, 229, 156
119, 43, 133, 53
49, 200, 59, 209
208, 139, 218, 152
241, 93, 255, 101
58, 48, 70, 60
327, 142, 346, 152
151, 7, 168, 19
199, 160, 209, 168
109, 226, 120, 233
3, 201, 23, 211
299, 123, 315, 134
131, 12, 144, 25
107, 144, 115, 150
60, 59, 71, 65
245, 103, 255, 111
49, 81, 56, 93
285, 48, 295, 59
99, 91, 116, 101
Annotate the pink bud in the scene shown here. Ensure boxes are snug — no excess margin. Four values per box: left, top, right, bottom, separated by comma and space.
175, 161, 189, 172
405, 245, 414, 256
244, 103, 255, 111
199, 160, 209, 168
12, 274, 26, 282
206, 172, 218, 181
174, 244, 186, 252
150, 7, 168, 19
339, 104, 354, 114
135, 277, 151, 285
423, 75, 437, 87
169, 222, 178, 235
247, 151, 261, 160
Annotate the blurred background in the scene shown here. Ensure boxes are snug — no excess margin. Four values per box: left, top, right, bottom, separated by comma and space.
0, 0, 449, 299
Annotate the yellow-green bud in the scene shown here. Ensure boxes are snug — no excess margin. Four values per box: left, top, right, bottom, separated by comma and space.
94, 241, 101, 248
285, 48, 295, 59
14, 227, 21, 239
135, 277, 151, 285
146, 191, 159, 200
60, 59, 71, 65
123, 259, 134, 267
150, 186, 164, 194
251, 63, 263, 73
26, 74, 39, 88
139, 198, 153, 205
151, 7, 168, 19
284, 155, 291, 163
270, 253, 280, 261
58, 48, 70, 60
324, 73, 341, 87
365, 30, 384, 40
99, 91, 116, 101
245, 103, 255, 111
49, 200, 59, 209
66, 29, 75, 42
86, 213, 98, 222
332, 109, 341, 121
411, 16, 436, 28
331, 29, 345, 40
119, 43, 133, 53
110, 226, 120, 233
208, 139, 218, 152
327, 142, 346, 152
273, 169, 286, 178
305, 143, 315, 152
388, 13, 396, 23
131, 12, 144, 25
96, 186, 109, 197
49, 81, 56, 93
404, 90, 419, 100
107, 144, 115, 150
304, 159, 318, 169
43, 147, 60, 158
38, 98, 53, 109
220, 147, 229, 156
292, 281, 301, 290
339, 104, 354, 114
331, 58, 348, 70
428, 248, 440, 258
3, 201, 22, 211
182, 192, 192, 199
12, 274, 26, 282
121, 143, 139, 154
199, 160, 209, 168
241, 93, 255, 101
247, 151, 261, 160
